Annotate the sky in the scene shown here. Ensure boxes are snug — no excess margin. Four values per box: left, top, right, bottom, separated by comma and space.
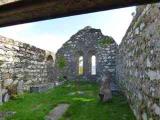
0, 7, 136, 53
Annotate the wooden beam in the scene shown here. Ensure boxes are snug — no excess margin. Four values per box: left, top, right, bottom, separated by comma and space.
0, 0, 158, 27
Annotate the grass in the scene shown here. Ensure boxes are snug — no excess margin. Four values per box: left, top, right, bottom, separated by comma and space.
0, 81, 136, 120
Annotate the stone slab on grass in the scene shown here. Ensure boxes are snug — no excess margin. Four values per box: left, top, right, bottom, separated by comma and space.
30, 81, 64, 93
45, 104, 69, 120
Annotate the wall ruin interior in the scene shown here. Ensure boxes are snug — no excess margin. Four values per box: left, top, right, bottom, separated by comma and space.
0, 35, 54, 104
56, 26, 117, 90
117, 3, 160, 120
0, 2, 159, 120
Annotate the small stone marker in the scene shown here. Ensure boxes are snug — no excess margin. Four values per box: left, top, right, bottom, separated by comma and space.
45, 104, 69, 120
30, 84, 49, 93
3, 93, 10, 102
17, 80, 24, 94
30, 82, 62, 93
0, 84, 2, 105
0, 111, 16, 120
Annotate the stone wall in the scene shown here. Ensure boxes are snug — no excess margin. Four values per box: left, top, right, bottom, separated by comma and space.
0, 35, 54, 103
117, 3, 160, 120
56, 26, 117, 90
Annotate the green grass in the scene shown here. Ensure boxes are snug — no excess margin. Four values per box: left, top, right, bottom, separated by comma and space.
0, 81, 136, 120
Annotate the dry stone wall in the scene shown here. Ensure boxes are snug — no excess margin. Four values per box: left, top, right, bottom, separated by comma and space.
117, 3, 160, 120
0, 35, 54, 104
56, 26, 117, 90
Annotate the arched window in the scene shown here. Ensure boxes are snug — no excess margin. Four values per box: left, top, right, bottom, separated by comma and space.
91, 55, 96, 75
78, 56, 83, 75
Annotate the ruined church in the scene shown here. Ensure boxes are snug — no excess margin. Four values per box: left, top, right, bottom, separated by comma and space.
56, 26, 117, 90
0, 2, 159, 120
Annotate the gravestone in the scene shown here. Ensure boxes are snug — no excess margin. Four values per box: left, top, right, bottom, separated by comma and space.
17, 80, 24, 94
3, 93, 10, 102
30, 84, 48, 93
0, 111, 16, 120
45, 104, 69, 120
0, 84, 2, 105
99, 73, 112, 102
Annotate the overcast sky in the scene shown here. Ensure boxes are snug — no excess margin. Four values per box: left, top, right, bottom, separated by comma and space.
0, 7, 136, 53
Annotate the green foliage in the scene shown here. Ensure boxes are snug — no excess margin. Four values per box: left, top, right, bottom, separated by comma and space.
78, 66, 83, 75
0, 60, 4, 66
0, 82, 135, 120
58, 76, 66, 81
58, 76, 64, 81
57, 56, 66, 69
98, 36, 114, 47
134, 19, 142, 28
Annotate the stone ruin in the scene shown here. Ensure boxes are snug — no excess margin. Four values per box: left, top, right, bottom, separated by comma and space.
0, 2, 159, 120
55, 3, 160, 119
116, 3, 160, 120
56, 26, 117, 90
0, 36, 55, 103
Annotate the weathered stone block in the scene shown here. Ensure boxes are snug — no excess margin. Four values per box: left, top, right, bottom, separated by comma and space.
3, 79, 13, 87
17, 80, 24, 94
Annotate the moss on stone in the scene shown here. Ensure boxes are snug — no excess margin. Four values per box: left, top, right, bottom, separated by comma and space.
0, 60, 4, 66
98, 36, 114, 47
57, 56, 67, 69
134, 21, 141, 28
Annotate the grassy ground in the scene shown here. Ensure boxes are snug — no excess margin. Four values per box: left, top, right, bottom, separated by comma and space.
0, 81, 136, 120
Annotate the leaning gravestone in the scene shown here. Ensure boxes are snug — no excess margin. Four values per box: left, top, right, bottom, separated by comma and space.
3, 93, 10, 102
17, 80, 24, 94
0, 84, 2, 105
99, 73, 112, 102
